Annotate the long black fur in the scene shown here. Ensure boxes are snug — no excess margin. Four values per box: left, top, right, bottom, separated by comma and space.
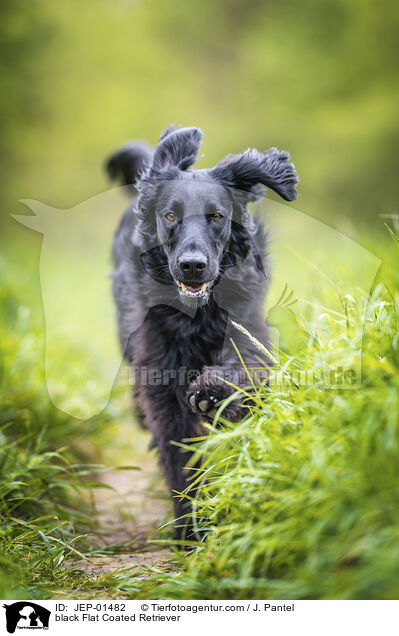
107, 125, 299, 541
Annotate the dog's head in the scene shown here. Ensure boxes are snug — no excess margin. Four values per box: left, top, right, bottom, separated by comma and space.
136, 125, 299, 306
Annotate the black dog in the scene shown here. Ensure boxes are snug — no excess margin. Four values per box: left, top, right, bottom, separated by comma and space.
107, 125, 298, 540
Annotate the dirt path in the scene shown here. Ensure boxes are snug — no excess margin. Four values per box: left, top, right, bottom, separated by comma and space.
67, 426, 176, 586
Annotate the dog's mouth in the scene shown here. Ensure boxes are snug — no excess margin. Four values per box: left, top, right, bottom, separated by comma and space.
176, 281, 212, 299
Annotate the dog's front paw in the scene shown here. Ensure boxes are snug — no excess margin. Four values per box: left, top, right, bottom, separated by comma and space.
186, 367, 245, 422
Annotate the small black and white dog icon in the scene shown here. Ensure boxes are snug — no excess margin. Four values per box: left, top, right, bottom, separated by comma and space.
3, 602, 50, 634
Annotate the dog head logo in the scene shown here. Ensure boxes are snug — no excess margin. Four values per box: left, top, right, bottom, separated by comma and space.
3, 602, 50, 634
13, 186, 380, 418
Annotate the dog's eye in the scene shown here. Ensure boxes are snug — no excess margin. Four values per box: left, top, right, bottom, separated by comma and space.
165, 212, 177, 222
210, 214, 223, 222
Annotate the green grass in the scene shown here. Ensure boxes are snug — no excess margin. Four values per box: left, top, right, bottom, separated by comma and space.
0, 256, 130, 599
100, 232, 399, 600
1, 228, 399, 600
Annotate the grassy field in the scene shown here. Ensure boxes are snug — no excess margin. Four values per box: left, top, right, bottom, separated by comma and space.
139, 279, 399, 599
0, 246, 134, 599
1, 222, 398, 599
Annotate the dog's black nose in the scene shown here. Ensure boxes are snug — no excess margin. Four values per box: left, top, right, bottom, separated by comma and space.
178, 253, 208, 278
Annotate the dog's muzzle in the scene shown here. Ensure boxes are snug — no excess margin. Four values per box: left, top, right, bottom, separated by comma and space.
176, 280, 212, 301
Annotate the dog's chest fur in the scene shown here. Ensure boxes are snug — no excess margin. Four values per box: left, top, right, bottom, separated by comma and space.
137, 303, 227, 372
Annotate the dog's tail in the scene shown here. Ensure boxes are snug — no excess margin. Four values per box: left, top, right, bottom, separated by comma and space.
105, 141, 153, 193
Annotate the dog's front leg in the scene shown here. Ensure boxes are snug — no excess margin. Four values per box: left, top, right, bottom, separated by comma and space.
186, 363, 267, 422
145, 385, 203, 541
186, 322, 271, 422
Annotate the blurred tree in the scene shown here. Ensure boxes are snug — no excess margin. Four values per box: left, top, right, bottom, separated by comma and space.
0, 0, 54, 228
1, 0, 398, 231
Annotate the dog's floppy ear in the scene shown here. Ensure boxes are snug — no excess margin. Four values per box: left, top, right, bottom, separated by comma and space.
209, 147, 299, 201
148, 125, 203, 176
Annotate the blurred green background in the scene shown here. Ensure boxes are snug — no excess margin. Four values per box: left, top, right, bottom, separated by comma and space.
1, 0, 398, 231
